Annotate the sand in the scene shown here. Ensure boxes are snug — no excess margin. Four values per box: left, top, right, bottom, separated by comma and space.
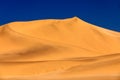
0, 17, 120, 80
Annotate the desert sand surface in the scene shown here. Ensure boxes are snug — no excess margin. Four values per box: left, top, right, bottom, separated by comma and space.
0, 17, 120, 80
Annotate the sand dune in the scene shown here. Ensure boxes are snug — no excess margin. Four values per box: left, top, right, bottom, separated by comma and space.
0, 17, 120, 80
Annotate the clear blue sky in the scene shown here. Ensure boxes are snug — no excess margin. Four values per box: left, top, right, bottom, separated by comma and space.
0, 0, 120, 32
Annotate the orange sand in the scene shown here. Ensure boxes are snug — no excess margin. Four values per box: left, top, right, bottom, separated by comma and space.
0, 17, 120, 80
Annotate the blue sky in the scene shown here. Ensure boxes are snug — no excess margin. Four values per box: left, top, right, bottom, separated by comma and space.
0, 0, 120, 32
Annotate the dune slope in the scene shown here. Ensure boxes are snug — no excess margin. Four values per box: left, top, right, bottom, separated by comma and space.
0, 17, 120, 80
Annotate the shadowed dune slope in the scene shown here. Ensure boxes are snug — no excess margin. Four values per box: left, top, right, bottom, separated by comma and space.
0, 17, 120, 80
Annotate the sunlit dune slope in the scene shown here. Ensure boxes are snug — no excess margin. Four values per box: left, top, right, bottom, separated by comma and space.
0, 17, 120, 80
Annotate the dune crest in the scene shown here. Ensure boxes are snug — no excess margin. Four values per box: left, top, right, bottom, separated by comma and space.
0, 17, 120, 80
